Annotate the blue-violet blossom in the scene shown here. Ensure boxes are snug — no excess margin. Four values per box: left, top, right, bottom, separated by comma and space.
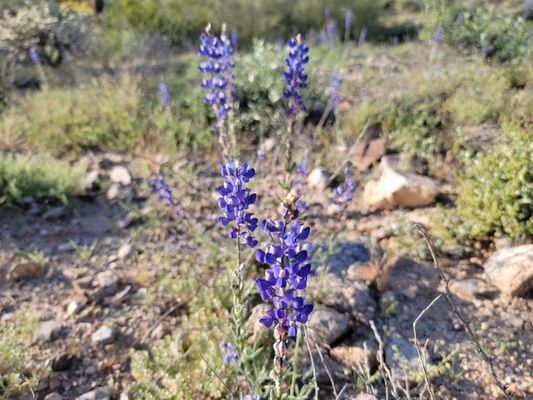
283, 35, 309, 116
29, 47, 40, 65
150, 176, 180, 216
158, 81, 170, 111
219, 341, 239, 364
255, 219, 314, 337
331, 166, 356, 205
218, 161, 258, 248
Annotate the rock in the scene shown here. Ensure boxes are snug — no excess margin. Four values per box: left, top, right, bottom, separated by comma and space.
106, 183, 120, 200
43, 206, 67, 221
259, 137, 276, 153
307, 167, 330, 191
45, 394, 64, 400
326, 241, 370, 275
8, 261, 43, 282
117, 243, 133, 259
381, 255, 440, 298
308, 307, 350, 345
449, 278, 486, 302
84, 170, 101, 190
110, 166, 131, 186
331, 339, 378, 370
57, 242, 74, 252
385, 334, 422, 377
52, 354, 75, 371
33, 320, 64, 343
349, 138, 385, 172
363, 167, 439, 209
66, 300, 79, 317
442, 244, 465, 258
347, 263, 379, 281
75, 387, 116, 400
354, 394, 379, 400
298, 349, 345, 386
245, 304, 271, 344
483, 244, 533, 297
91, 325, 117, 345
310, 274, 376, 320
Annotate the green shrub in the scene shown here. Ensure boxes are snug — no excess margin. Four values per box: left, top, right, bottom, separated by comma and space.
423, 0, 533, 62
1, 74, 213, 154
453, 124, 533, 239
443, 70, 510, 125
0, 311, 39, 399
0, 152, 84, 205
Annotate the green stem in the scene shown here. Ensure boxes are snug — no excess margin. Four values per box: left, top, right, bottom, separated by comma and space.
289, 326, 302, 398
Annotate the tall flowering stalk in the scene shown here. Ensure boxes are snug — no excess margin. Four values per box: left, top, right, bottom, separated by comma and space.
158, 80, 171, 112
29, 47, 48, 88
150, 175, 180, 216
283, 35, 309, 179
315, 71, 342, 134
331, 165, 356, 206
255, 195, 314, 398
198, 24, 236, 159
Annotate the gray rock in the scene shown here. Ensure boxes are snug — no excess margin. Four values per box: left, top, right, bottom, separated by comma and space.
91, 325, 117, 345
58, 242, 74, 252
75, 387, 115, 400
106, 183, 120, 200
43, 206, 67, 221
385, 334, 422, 378
310, 274, 376, 320
45, 394, 64, 400
298, 349, 345, 386
484, 244, 533, 297
449, 278, 486, 302
117, 243, 133, 259
110, 166, 131, 185
84, 170, 101, 190
33, 320, 64, 343
308, 307, 350, 345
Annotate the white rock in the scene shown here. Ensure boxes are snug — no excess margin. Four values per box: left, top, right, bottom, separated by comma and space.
307, 167, 330, 191
106, 183, 120, 200
308, 307, 350, 345
331, 339, 378, 369
117, 243, 133, 259
363, 167, 439, 209
91, 325, 117, 345
109, 166, 131, 186
484, 244, 533, 297
33, 320, 64, 343
84, 170, 100, 190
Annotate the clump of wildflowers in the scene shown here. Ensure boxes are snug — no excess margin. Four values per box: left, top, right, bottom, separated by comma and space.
345, 9, 353, 38
244, 393, 265, 400
150, 175, 180, 216
218, 161, 258, 248
326, 72, 341, 110
331, 165, 356, 206
158, 80, 171, 112
198, 24, 235, 158
433, 25, 443, 46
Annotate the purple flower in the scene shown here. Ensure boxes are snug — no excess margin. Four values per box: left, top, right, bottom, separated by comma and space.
345, 9, 353, 37
326, 19, 337, 43
244, 394, 265, 400
158, 81, 170, 111
331, 166, 356, 206
433, 25, 442, 45
290, 160, 309, 211
457, 14, 464, 30
29, 47, 40, 65
198, 25, 235, 138
283, 35, 309, 116
150, 176, 180, 216
324, 6, 331, 20
481, 40, 489, 56
326, 72, 341, 110
255, 219, 314, 337
219, 341, 239, 364
218, 161, 258, 248
525, 0, 532, 19
231, 30, 238, 49
358, 27, 367, 47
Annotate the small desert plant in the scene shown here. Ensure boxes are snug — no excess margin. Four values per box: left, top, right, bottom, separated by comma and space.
0, 152, 85, 205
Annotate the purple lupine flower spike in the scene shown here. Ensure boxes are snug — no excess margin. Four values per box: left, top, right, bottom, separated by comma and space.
331, 165, 356, 206
198, 24, 235, 156
219, 341, 239, 364
158, 81, 170, 111
244, 394, 265, 400
29, 47, 40, 65
231, 30, 238, 50
326, 19, 337, 43
291, 160, 309, 211
283, 35, 309, 116
218, 160, 258, 248
345, 9, 353, 37
358, 28, 367, 47
150, 176, 180, 216
326, 72, 341, 110
525, 0, 532, 19
433, 25, 443, 45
